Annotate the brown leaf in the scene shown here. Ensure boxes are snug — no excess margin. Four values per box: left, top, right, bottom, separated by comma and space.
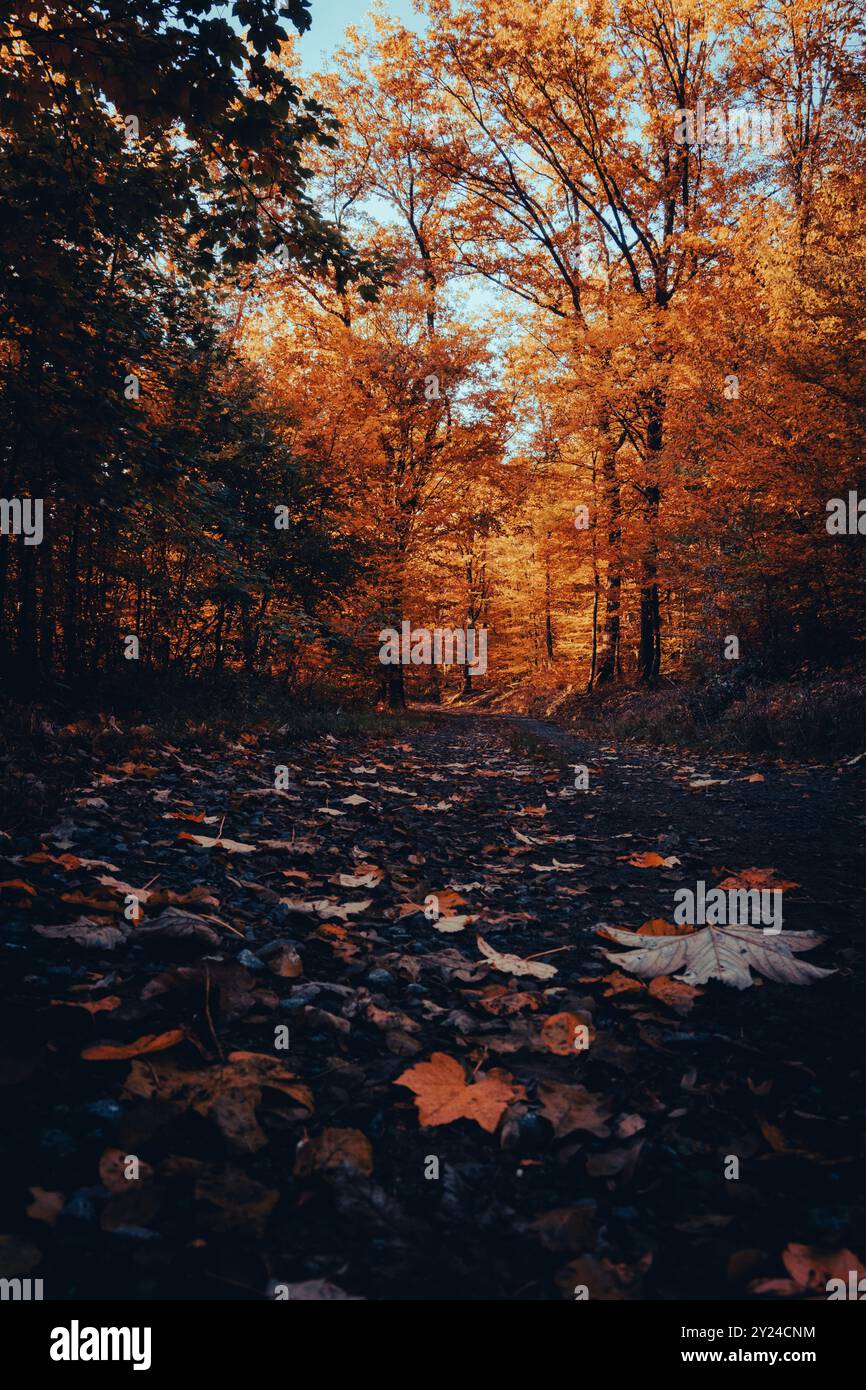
264, 943, 303, 978
638, 918, 693, 936
34, 918, 126, 949
51, 994, 121, 1016
194, 1167, 279, 1234
395, 1052, 525, 1132
621, 852, 681, 868
99, 1147, 155, 1191
537, 1080, 612, 1138
749, 1243, 866, 1297
717, 866, 800, 892
539, 1011, 595, 1055
475, 986, 540, 1016
225, 1051, 314, 1108
82, 1028, 186, 1061
477, 934, 558, 979
294, 1128, 374, 1178
177, 832, 256, 853
135, 907, 228, 945
26, 1187, 64, 1226
647, 975, 703, 1014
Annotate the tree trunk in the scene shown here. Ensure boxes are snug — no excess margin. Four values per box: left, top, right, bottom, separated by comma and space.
638, 388, 663, 684
594, 440, 622, 685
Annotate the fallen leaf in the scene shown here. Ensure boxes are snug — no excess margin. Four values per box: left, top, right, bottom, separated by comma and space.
51, 995, 122, 1016
537, 1080, 612, 1138
177, 832, 256, 853
26, 1188, 64, 1226
749, 1243, 866, 1297
395, 1052, 525, 1132
638, 918, 693, 936
33, 919, 126, 949
432, 914, 475, 933
294, 1128, 373, 1178
477, 934, 558, 980
135, 907, 230, 945
194, 1167, 279, 1234
81, 1028, 186, 1060
99, 1147, 155, 1191
717, 866, 800, 892
621, 852, 681, 868
598, 923, 832, 989
647, 975, 703, 1014
539, 1012, 594, 1055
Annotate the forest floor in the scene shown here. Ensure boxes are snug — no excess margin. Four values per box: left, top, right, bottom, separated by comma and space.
1, 707, 865, 1300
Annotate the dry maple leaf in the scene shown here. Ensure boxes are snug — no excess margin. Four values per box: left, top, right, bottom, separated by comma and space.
81, 1028, 186, 1060
475, 986, 540, 1016
432, 914, 475, 933
33, 918, 127, 949
477, 934, 558, 980
177, 831, 256, 853
539, 1011, 594, 1055
598, 923, 832, 989
717, 866, 800, 892
319, 898, 371, 921
621, 851, 681, 868
597, 969, 645, 996
537, 1079, 612, 1138
139, 906, 238, 944
26, 1187, 64, 1226
194, 1168, 279, 1236
123, 1054, 312, 1153
50, 994, 121, 1015
395, 1051, 525, 1132
294, 1127, 373, 1178
749, 1243, 866, 1297
146, 885, 220, 909
647, 975, 702, 1014
337, 868, 382, 887
638, 918, 693, 936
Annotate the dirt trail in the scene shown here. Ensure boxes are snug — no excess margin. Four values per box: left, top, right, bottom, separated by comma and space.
1, 710, 864, 1300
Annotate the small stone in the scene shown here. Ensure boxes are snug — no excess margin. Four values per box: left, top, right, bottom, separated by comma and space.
366, 969, 393, 988
63, 1193, 96, 1222
85, 1099, 123, 1121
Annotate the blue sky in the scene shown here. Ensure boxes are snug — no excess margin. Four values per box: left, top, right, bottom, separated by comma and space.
297, 0, 424, 71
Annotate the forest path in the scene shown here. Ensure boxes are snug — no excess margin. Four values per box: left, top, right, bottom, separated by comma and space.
2, 708, 865, 1299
